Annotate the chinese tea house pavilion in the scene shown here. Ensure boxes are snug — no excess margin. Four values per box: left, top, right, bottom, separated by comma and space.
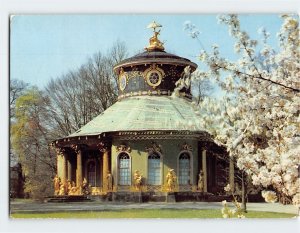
52, 21, 234, 202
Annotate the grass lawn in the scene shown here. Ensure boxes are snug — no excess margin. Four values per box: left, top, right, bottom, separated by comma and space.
11, 209, 296, 219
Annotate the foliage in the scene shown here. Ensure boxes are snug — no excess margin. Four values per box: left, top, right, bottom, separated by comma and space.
10, 79, 29, 166
10, 79, 29, 119
11, 88, 56, 199
221, 200, 245, 218
10, 41, 128, 198
186, 14, 300, 203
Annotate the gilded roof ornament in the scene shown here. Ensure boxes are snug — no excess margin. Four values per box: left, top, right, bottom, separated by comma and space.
145, 21, 165, 51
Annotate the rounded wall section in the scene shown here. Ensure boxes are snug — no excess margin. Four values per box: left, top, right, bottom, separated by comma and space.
114, 50, 197, 101
111, 138, 199, 188
117, 64, 187, 98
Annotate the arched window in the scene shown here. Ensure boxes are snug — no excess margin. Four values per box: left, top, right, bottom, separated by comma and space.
148, 153, 161, 185
179, 153, 190, 185
118, 153, 130, 185
87, 161, 96, 187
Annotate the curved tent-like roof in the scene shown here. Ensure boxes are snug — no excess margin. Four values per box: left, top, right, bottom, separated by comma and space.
68, 95, 204, 138
113, 50, 197, 74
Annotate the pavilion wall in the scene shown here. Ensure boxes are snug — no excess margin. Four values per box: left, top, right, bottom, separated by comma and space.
111, 138, 199, 188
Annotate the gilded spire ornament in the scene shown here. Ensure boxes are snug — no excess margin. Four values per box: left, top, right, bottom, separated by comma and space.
145, 21, 165, 51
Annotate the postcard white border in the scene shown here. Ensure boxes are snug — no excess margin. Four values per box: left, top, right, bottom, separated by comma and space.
1, 0, 299, 233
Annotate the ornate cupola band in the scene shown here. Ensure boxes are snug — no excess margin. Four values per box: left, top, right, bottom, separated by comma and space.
113, 21, 198, 100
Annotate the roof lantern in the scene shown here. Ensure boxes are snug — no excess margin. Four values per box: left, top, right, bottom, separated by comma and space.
113, 21, 198, 100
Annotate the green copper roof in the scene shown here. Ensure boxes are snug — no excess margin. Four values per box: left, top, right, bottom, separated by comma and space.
68, 96, 204, 137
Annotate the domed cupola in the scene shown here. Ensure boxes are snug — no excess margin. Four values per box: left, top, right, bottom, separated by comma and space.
113, 21, 198, 100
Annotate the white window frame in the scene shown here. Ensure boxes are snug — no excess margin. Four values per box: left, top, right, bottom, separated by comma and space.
117, 152, 131, 186
147, 152, 163, 185
177, 151, 193, 185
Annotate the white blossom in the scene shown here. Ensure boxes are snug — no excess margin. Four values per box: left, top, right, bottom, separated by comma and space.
224, 184, 232, 192
292, 193, 300, 207
185, 14, 300, 203
262, 190, 278, 203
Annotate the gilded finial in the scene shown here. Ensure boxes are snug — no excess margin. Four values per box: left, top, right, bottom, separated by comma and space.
147, 21, 162, 32
145, 21, 165, 51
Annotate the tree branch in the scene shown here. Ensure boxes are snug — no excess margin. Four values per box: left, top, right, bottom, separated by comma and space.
215, 64, 300, 93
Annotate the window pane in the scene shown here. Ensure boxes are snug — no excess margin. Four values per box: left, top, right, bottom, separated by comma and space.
118, 153, 130, 185
88, 161, 96, 187
179, 153, 190, 185
148, 153, 161, 185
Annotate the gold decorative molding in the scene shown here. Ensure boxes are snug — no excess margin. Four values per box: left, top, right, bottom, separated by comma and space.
97, 142, 110, 153
70, 144, 87, 153
55, 147, 66, 155
181, 142, 193, 151
118, 68, 128, 91
145, 141, 162, 154
71, 144, 80, 153
143, 64, 165, 89
116, 144, 131, 153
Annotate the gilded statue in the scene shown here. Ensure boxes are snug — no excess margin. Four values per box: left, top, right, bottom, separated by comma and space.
82, 178, 90, 195
82, 178, 88, 188
67, 180, 72, 194
68, 181, 79, 196
166, 169, 177, 192
58, 182, 66, 195
106, 173, 113, 191
148, 31, 164, 49
53, 175, 60, 196
133, 170, 143, 191
145, 21, 164, 51
198, 170, 204, 192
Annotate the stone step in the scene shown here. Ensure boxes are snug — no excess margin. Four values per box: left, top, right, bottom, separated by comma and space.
45, 195, 91, 203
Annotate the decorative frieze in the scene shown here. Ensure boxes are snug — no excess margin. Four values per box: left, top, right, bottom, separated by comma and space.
97, 142, 110, 153
181, 142, 193, 151
145, 141, 162, 154
118, 89, 170, 100
114, 131, 212, 141
165, 65, 180, 77
71, 144, 81, 153
116, 144, 131, 153
55, 147, 66, 156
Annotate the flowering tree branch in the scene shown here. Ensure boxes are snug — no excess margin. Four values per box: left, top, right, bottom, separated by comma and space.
214, 63, 300, 92
185, 14, 300, 204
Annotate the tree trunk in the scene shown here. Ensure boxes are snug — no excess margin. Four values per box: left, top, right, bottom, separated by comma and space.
241, 172, 247, 213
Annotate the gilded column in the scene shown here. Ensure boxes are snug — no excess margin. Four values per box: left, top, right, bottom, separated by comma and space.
98, 142, 110, 192
72, 145, 83, 194
229, 157, 235, 191
99, 157, 102, 187
67, 155, 72, 181
61, 153, 67, 184
202, 149, 207, 192
103, 150, 109, 191
56, 147, 65, 179
77, 149, 82, 191
56, 149, 61, 178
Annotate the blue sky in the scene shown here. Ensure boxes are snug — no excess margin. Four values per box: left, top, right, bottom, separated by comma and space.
10, 14, 284, 88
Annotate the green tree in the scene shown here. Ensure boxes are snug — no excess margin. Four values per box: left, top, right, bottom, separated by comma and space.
10, 41, 128, 199
11, 87, 56, 199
